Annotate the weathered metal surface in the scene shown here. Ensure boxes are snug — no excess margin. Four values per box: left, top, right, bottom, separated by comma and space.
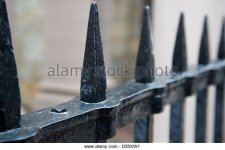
217, 20, 225, 60
0, 0, 21, 131
0, 58, 225, 142
81, 3, 106, 103
134, 6, 154, 143
214, 19, 225, 143
195, 89, 208, 142
214, 82, 224, 143
169, 14, 186, 143
0, 1, 225, 143
135, 6, 154, 84
172, 14, 187, 73
198, 17, 210, 66
0, 81, 163, 142
195, 17, 210, 143
134, 115, 152, 143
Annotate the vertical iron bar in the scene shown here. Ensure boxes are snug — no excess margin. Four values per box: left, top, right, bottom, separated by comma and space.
214, 82, 225, 142
170, 14, 187, 143
195, 17, 210, 143
214, 19, 225, 143
195, 89, 208, 142
134, 114, 154, 143
80, 2, 106, 103
134, 6, 154, 143
170, 101, 185, 142
0, 0, 21, 131
80, 2, 107, 143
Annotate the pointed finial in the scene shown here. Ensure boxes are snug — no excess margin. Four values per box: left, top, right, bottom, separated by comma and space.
198, 16, 210, 65
80, 3, 107, 103
0, 0, 21, 131
218, 19, 225, 60
135, 5, 155, 83
172, 13, 187, 73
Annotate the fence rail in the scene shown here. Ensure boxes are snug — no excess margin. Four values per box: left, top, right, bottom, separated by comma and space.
0, 1, 225, 143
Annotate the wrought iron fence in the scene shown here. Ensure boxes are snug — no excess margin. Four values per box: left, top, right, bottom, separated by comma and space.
0, 1, 225, 143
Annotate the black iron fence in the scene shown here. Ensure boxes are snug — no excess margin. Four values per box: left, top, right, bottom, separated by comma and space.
0, 1, 225, 143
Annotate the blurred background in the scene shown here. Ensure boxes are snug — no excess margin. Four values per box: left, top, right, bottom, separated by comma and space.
5, 0, 225, 143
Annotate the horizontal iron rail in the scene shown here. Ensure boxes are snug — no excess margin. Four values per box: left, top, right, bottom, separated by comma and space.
0, 59, 225, 142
